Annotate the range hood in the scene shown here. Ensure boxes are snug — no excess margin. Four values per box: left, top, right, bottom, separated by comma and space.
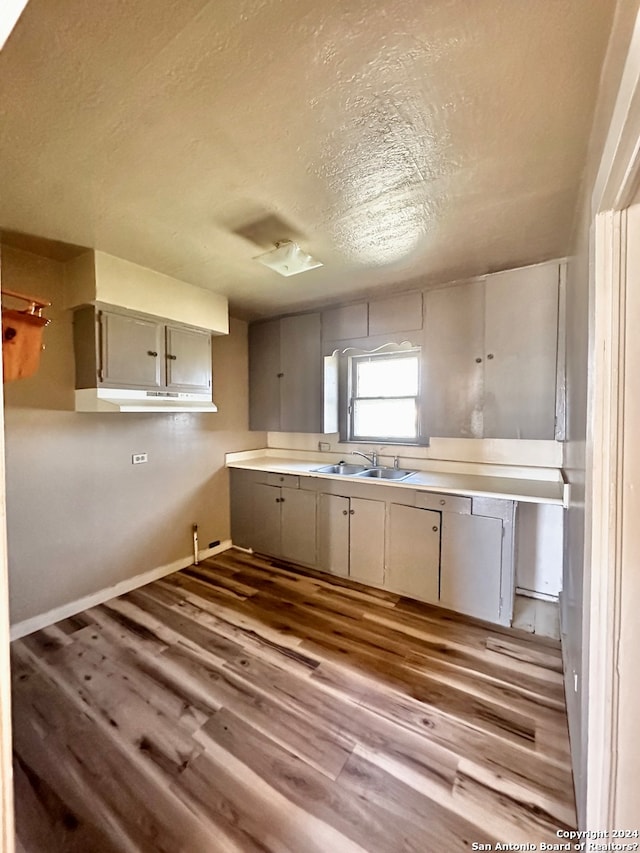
75, 388, 218, 413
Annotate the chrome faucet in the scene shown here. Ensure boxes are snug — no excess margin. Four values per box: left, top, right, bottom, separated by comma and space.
352, 449, 378, 467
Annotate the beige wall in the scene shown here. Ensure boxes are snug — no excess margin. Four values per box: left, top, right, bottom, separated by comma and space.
562, 0, 640, 826
2, 246, 264, 626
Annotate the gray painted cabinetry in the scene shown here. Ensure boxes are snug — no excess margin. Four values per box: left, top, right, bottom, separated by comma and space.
230, 468, 515, 626
73, 305, 212, 393
249, 313, 322, 432
165, 324, 212, 392
318, 494, 385, 585
440, 513, 504, 622
424, 263, 560, 439
249, 261, 561, 441
386, 504, 440, 604
230, 470, 317, 566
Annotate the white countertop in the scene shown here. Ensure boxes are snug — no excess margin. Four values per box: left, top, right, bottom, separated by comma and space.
226, 449, 568, 506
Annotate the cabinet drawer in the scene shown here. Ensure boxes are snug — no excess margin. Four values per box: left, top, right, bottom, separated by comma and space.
267, 472, 300, 488
415, 491, 471, 514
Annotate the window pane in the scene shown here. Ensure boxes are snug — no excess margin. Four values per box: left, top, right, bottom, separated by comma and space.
353, 398, 417, 439
356, 355, 419, 398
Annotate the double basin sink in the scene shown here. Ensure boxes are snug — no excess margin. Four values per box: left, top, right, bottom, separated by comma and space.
313, 462, 415, 481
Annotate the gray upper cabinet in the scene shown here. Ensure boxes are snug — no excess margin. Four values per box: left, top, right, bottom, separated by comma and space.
249, 313, 322, 433
424, 282, 485, 438
248, 319, 281, 431
483, 264, 559, 439
322, 303, 368, 342
280, 314, 322, 432
99, 309, 164, 390
73, 305, 212, 393
165, 324, 212, 393
368, 292, 423, 336
424, 262, 560, 440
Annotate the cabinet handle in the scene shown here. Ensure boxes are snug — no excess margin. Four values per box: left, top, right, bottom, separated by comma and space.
487, 353, 494, 360
342, 509, 348, 515
279, 477, 284, 482
439, 499, 446, 506
280, 498, 285, 503
277, 372, 284, 378
275, 498, 281, 503
475, 357, 482, 363
167, 354, 177, 360
147, 350, 158, 357
349, 509, 355, 515
432, 526, 438, 532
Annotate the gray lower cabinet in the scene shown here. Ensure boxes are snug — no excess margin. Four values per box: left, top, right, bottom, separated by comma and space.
251, 484, 283, 557
318, 494, 384, 585
249, 313, 322, 432
230, 470, 515, 626
440, 512, 504, 623
280, 487, 317, 565
229, 470, 317, 566
386, 504, 440, 604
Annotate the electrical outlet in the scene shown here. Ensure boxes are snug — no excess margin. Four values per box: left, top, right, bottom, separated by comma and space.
318, 441, 330, 452
132, 453, 148, 464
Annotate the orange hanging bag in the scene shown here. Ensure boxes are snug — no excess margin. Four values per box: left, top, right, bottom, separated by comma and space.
1, 289, 51, 382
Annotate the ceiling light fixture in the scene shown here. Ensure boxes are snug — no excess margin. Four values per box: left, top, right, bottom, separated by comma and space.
254, 241, 323, 277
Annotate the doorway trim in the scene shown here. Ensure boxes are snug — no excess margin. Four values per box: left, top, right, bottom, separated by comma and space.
585, 5, 640, 827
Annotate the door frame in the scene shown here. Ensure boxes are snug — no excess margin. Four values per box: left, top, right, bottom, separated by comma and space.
0, 259, 14, 851
585, 6, 640, 826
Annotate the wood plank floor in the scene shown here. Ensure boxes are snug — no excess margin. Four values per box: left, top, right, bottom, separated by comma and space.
11, 549, 576, 852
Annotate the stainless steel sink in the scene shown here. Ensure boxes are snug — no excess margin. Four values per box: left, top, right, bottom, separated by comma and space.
354, 467, 415, 481
313, 463, 368, 475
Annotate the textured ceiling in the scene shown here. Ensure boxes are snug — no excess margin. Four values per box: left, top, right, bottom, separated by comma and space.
0, 0, 614, 319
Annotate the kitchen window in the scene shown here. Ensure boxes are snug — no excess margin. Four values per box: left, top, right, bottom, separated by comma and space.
348, 349, 421, 443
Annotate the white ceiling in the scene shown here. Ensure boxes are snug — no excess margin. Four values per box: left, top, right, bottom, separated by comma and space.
0, 0, 614, 319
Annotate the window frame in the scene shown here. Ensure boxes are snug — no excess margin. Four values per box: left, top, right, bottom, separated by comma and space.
347, 348, 422, 444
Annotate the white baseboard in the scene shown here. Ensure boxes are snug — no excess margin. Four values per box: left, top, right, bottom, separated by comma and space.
10, 539, 232, 641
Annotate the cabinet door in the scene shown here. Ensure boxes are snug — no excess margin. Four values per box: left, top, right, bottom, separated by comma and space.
279, 313, 322, 433
483, 264, 559, 439
318, 494, 350, 577
251, 483, 282, 557
440, 513, 503, 623
322, 303, 368, 341
368, 292, 423, 335
386, 505, 440, 604
423, 283, 484, 438
165, 325, 211, 392
349, 497, 385, 586
281, 487, 317, 566
100, 310, 163, 389
249, 320, 281, 431
230, 469, 258, 549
